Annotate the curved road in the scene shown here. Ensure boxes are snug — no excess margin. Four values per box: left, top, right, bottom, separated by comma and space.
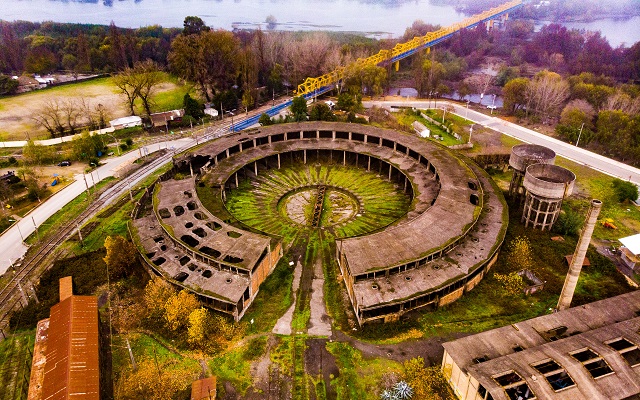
365, 100, 640, 185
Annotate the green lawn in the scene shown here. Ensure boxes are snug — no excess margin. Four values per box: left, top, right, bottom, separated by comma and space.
0, 330, 35, 400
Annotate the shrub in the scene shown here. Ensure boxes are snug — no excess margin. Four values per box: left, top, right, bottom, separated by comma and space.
612, 179, 638, 203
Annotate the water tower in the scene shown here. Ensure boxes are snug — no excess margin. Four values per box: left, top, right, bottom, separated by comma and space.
508, 144, 556, 198
521, 164, 576, 231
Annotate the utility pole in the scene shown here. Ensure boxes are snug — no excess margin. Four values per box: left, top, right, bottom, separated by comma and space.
575, 123, 585, 147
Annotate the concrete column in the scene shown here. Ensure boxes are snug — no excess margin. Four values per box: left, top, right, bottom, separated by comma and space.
557, 199, 602, 310
388, 165, 392, 181
355, 153, 359, 168
332, 131, 336, 139
404, 177, 408, 192
304, 149, 307, 164
343, 151, 346, 166
254, 161, 258, 176
368, 156, 371, 172
235, 173, 239, 188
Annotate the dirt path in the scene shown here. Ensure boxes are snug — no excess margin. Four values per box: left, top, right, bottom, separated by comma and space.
272, 259, 302, 335
307, 257, 331, 337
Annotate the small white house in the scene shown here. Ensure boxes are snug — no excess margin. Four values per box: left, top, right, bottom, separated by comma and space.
204, 108, 219, 118
619, 233, 640, 270
109, 116, 142, 130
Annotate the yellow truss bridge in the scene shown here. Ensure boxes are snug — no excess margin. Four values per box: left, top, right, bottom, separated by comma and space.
295, 0, 523, 97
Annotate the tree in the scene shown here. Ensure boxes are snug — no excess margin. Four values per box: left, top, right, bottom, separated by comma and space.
494, 272, 525, 295
309, 103, 335, 121
525, 71, 569, 120
113, 60, 162, 116
135, 60, 163, 116
556, 99, 595, 144
505, 236, 534, 272
265, 15, 277, 30
337, 92, 360, 113
258, 113, 273, 126
103, 235, 138, 280
403, 357, 453, 400
0, 74, 18, 95
502, 77, 529, 114
183, 93, 204, 119
143, 278, 174, 320
164, 290, 200, 332
182, 16, 209, 36
612, 179, 639, 203
118, 357, 197, 400
71, 131, 103, 160
290, 96, 308, 121
169, 29, 240, 101
187, 307, 210, 351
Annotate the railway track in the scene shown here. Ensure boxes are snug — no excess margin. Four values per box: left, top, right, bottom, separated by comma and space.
0, 140, 191, 335
0, 100, 276, 337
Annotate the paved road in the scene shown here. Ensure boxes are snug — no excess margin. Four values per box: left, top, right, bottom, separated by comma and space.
0, 138, 196, 273
365, 100, 640, 185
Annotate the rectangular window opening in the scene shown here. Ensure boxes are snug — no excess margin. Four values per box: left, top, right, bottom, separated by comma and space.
621, 348, 640, 367
494, 372, 522, 387
584, 359, 613, 378
478, 384, 487, 397
571, 348, 599, 363
532, 360, 561, 375
607, 338, 635, 351
505, 383, 535, 400
545, 371, 575, 391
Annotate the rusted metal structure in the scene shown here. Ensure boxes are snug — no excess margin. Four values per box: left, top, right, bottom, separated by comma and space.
557, 199, 603, 311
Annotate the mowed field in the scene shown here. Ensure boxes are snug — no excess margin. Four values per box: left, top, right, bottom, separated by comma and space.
0, 74, 194, 141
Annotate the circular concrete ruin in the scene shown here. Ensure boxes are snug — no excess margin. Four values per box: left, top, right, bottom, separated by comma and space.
508, 144, 556, 198
522, 164, 576, 230
132, 122, 509, 325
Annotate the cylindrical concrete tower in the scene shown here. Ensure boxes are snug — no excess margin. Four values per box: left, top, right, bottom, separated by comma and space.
508, 144, 556, 198
522, 164, 576, 231
557, 199, 603, 310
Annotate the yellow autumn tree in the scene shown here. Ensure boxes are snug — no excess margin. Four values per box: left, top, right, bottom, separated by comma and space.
403, 357, 454, 400
103, 235, 138, 280
143, 278, 174, 320
187, 307, 210, 350
118, 357, 198, 400
164, 290, 200, 331
506, 235, 535, 272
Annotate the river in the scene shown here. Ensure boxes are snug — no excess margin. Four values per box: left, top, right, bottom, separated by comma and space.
3, 0, 639, 45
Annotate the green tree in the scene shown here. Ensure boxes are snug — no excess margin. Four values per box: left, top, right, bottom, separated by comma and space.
337, 92, 360, 113
612, 179, 639, 203
182, 16, 210, 36
258, 113, 273, 126
309, 103, 335, 121
290, 96, 308, 121
556, 99, 595, 145
0, 74, 18, 95
103, 235, 138, 280
505, 236, 535, 272
502, 77, 529, 114
183, 93, 204, 119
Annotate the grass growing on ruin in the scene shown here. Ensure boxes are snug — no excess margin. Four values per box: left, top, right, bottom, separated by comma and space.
327, 341, 403, 400
223, 162, 411, 241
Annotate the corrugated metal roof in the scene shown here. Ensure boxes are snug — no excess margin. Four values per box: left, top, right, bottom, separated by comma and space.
191, 377, 216, 400
41, 296, 100, 400
620, 233, 640, 255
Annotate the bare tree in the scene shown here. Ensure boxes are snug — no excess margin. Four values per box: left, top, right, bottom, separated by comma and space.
136, 60, 163, 116
603, 91, 640, 115
525, 70, 569, 121
33, 99, 65, 137
113, 67, 143, 115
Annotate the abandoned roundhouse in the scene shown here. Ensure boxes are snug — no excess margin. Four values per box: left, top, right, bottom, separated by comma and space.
129, 122, 510, 324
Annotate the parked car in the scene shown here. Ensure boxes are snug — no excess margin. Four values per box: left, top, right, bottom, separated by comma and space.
58, 161, 71, 166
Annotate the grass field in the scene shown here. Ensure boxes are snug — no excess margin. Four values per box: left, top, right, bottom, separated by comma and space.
0, 330, 34, 400
0, 75, 195, 141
